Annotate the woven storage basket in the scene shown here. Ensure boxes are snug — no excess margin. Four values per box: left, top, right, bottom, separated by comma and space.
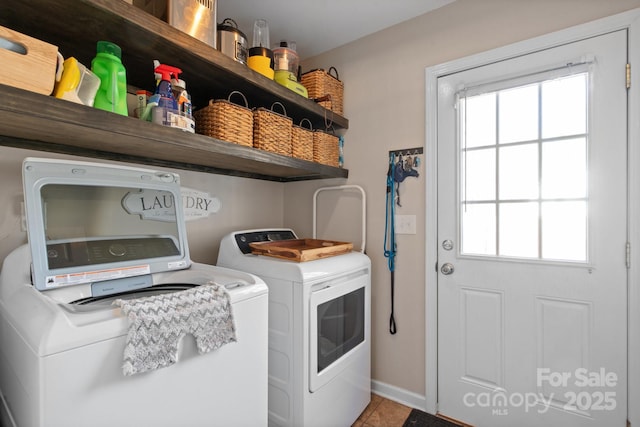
253, 102, 293, 156
194, 91, 253, 147
291, 119, 314, 161
313, 130, 340, 167
301, 67, 344, 115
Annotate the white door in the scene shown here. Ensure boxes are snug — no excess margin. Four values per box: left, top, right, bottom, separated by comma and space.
437, 30, 628, 426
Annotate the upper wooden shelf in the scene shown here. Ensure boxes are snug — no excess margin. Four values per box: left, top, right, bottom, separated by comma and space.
0, 0, 348, 130
0, 0, 349, 181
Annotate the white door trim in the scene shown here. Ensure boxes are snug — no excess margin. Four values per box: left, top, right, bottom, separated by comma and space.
425, 8, 640, 424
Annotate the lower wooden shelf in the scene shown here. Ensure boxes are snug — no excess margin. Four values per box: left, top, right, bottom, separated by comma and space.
0, 85, 348, 182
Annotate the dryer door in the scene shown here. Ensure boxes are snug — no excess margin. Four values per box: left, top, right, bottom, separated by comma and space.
309, 271, 367, 392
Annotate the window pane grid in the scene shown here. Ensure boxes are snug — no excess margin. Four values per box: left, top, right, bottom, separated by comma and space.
459, 72, 588, 262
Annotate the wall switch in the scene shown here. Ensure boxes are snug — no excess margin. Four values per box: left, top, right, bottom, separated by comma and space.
395, 214, 416, 235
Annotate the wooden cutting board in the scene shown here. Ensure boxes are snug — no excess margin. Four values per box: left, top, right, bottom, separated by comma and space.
249, 239, 353, 262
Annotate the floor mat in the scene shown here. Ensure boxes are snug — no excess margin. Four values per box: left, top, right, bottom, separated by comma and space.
402, 409, 460, 427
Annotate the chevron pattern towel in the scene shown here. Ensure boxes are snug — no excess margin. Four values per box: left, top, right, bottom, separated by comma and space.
114, 283, 236, 376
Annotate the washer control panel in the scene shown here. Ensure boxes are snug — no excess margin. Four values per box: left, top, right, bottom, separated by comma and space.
47, 237, 180, 269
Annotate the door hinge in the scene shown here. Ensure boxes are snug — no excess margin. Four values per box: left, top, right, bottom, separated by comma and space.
626, 242, 631, 269
626, 63, 631, 89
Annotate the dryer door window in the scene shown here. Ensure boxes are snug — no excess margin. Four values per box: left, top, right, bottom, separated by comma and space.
309, 273, 366, 392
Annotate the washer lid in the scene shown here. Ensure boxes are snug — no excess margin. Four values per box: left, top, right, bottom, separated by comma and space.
22, 158, 191, 291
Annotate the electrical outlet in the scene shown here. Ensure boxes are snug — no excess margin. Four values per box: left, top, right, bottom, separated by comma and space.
395, 214, 416, 235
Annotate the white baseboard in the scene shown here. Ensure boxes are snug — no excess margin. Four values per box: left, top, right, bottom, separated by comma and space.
371, 379, 429, 413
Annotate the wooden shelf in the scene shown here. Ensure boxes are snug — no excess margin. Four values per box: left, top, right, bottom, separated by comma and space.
0, 85, 348, 182
0, 0, 348, 181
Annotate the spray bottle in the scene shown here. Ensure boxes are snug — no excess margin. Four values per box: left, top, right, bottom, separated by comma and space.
151, 64, 195, 132
151, 63, 181, 128
154, 64, 181, 109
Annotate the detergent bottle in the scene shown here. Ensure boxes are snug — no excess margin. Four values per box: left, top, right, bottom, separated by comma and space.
91, 41, 128, 116
151, 63, 181, 128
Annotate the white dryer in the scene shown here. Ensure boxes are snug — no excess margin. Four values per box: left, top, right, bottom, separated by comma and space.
217, 229, 371, 427
0, 158, 268, 427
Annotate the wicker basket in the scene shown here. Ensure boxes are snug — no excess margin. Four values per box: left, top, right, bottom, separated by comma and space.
194, 91, 253, 147
291, 119, 314, 161
313, 130, 340, 167
301, 67, 344, 115
253, 102, 293, 156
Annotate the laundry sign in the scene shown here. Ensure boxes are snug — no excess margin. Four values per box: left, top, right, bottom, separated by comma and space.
122, 188, 220, 222
122, 189, 177, 222
181, 187, 221, 221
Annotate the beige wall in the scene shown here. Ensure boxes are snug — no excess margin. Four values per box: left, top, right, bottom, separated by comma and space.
0, 147, 284, 265
293, 0, 640, 398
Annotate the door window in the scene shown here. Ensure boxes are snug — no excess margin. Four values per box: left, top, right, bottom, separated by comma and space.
459, 69, 589, 262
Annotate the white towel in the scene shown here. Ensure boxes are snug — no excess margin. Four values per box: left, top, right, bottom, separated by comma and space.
113, 283, 236, 376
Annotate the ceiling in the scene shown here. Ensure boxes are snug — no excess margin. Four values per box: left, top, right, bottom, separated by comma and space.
216, 0, 455, 60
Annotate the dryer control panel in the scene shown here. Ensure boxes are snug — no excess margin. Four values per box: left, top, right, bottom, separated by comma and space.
234, 230, 296, 254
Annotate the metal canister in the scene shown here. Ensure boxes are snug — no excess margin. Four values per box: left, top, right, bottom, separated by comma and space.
217, 18, 248, 65
133, 0, 218, 49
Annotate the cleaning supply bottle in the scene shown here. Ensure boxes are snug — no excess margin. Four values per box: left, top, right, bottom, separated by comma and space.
154, 63, 180, 109
151, 63, 181, 128
91, 41, 128, 116
171, 77, 195, 133
171, 78, 191, 117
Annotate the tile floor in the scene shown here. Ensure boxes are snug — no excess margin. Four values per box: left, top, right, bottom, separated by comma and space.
353, 394, 467, 427
352, 394, 413, 427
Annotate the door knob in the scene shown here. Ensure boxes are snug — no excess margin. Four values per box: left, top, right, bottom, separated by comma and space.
440, 263, 455, 275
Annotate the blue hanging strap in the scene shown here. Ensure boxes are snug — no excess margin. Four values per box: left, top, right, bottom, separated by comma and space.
384, 153, 397, 334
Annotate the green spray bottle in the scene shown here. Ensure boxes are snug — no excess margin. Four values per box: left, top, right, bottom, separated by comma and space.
91, 41, 128, 116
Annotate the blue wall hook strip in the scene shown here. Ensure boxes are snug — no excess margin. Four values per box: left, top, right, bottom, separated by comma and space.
384, 153, 398, 334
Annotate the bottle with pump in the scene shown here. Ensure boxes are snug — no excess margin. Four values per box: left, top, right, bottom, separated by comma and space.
91, 41, 128, 115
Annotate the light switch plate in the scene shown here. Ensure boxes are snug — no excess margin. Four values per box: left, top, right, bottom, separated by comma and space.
395, 214, 416, 234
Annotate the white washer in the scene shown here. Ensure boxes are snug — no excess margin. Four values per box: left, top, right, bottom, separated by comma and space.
0, 158, 268, 427
217, 229, 371, 427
